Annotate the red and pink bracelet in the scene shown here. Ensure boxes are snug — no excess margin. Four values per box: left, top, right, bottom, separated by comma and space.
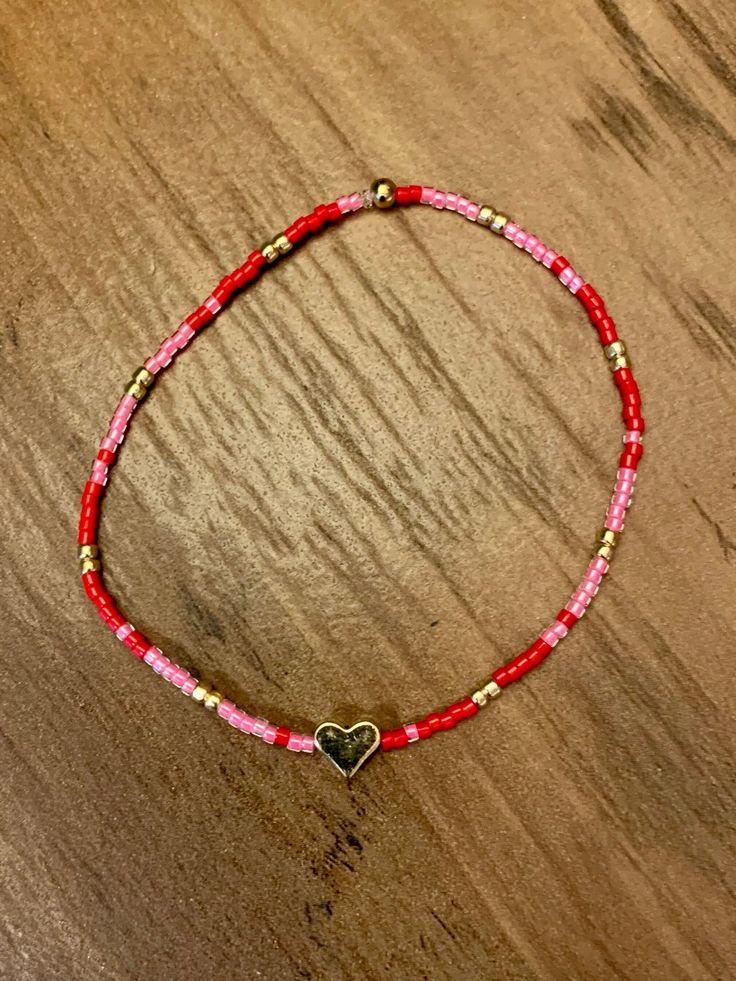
78, 178, 644, 778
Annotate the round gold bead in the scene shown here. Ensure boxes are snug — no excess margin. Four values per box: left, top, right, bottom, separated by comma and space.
477, 205, 495, 228
191, 684, 209, 704
125, 380, 148, 400
604, 340, 626, 360
593, 543, 615, 561
490, 212, 508, 235
273, 233, 292, 255
609, 354, 629, 372
79, 557, 101, 574
483, 680, 502, 699
131, 366, 154, 388
78, 544, 99, 560
370, 177, 396, 209
260, 241, 280, 264
598, 528, 619, 548
203, 691, 222, 711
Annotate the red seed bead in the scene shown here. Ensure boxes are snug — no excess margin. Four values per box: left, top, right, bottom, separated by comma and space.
274, 726, 291, 748
395, 186, 412, 206
97, 448, 115, 465
550, 255, 569, 277
381, 730, 396, 751
577, 284, 604, 313
416, 719, 432, 739
557, 608, 578, 629
426, 712, 443, 732
326, 201, 342, 223
439, 711, 456, 730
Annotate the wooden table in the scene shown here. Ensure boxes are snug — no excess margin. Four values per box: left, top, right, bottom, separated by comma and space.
1, 1, 734, 978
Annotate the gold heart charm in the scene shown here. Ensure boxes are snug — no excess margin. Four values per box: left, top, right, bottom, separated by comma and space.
314, 721, 381, 778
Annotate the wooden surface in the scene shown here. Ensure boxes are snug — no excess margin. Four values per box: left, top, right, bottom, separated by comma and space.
1, 1, 735, 978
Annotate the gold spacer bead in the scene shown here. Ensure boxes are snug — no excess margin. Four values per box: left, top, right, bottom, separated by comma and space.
78, 544, 99, 560
125, 380, 148, 400
490, 212, 508, 235
191, 684, 209, 704
203, 691, 222, 711
370, 177, 396, 209
477, 205, 495, 228
483, 680, 502, 699
131, 366, 154, 388
260, 241, 280, 264
598, 528, 619, 548
79, 557, 101, 574
609, 354, 629, 372
593, 543, 615, 561
604, 340, 626, 360
471, 679, 502, 706
273, 234, 292, 255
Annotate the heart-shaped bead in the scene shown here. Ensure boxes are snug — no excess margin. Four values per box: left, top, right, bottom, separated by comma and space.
314, 721, 380, 778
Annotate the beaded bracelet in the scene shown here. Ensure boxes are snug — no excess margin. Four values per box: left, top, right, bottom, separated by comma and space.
78, 178, 644, 778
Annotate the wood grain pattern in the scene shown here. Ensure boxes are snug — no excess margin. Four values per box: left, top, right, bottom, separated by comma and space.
1, 1, 735, 978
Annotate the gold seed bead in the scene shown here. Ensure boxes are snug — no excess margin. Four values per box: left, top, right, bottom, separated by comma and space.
471, 679, 502, 706
203, 691, 222, 711
131, 366, 154, 388
191, 684, 209, 704
593, 543, 615, 561
604, 340, 626, 360
477, 205, 495, 228
125, 380, 148, 400
370, 177, 396, 209
260, 241, 280, 264
490, 212, 508, 235
78, 544, 99, 560
273, 233, 292, 255
598, 528, 619, 548
609, 354, 629, 372
79, 557, 101, 574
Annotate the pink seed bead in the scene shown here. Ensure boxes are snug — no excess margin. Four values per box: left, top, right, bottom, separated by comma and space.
612, 491, 630, 508
503, 222, 519, 240
287, 733, 302, 751
238, 714, 255, 733
300, 735, 315, 753
444, 192, 458, 211
116, 622, 134, 642
541, 626, 561, 648
466, 202, 480, 221
348, 191, 362, 211
262, 724, 278, 744
552, 619, 570, 638
228, 709, 243, 728
420, 186, 436, 204
513, 229, 528, 249
161, 663, 179, 683
592, 557, 610, 575
181, 677, 198, 696
585, 567, 603, 586
618, 467, 637, 482
532, 242, 547, 262
144, 357, 160, 373
217, 699, 235, 720
100, 436, 117, 453
143, 646, 160, 666
336, 195, 351, 213
624, 430, 642, 444
171, 668, 189, 688
567, 599, 586, 618
456, 196, 470, 215
568, 275, 584, 294
204, 295, 221, 315
404, 723, 420, 742
542, 249, 558, 268
581, 579, 598, 597
524, 235, 539, 254
252, 718, 268, 738
608, 504, 626, 520
559, 266, 575, 286
606, 516, 625, 532
432, 191, 447, 209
